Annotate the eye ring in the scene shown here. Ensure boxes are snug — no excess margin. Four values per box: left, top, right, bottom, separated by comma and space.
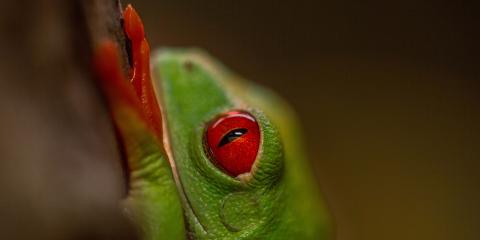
204, 110, 261, 177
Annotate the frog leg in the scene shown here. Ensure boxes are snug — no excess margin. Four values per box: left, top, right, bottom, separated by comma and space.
93, 4, 186, 239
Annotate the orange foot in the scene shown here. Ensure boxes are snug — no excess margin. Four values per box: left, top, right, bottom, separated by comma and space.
94, 4, 162, 141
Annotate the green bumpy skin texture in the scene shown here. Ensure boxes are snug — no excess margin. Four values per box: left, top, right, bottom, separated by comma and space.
117, 106, 186, 240
146, 48, 332, 239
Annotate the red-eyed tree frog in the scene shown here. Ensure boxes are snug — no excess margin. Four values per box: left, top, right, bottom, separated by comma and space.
94, 4, 331, 240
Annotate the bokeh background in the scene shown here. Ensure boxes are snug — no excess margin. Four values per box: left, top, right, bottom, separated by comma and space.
0, 0, 478, 239
128, 0, 479, 239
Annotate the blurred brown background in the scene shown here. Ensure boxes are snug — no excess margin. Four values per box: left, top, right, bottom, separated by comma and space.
0, 0, 478, 239
128, 0, 479, 239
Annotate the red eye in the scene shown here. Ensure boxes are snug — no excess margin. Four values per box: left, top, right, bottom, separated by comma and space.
205, 111, 260, 177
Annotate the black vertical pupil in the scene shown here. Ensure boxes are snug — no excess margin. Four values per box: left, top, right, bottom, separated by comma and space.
217, 128, 248, 147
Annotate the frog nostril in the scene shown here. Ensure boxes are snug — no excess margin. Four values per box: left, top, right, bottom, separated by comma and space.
184, 60, 194, 72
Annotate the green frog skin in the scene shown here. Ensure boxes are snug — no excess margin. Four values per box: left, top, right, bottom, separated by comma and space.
94, 4, 331, 240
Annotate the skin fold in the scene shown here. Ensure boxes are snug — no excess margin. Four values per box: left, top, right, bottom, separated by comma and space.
95, 4, 331, 240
